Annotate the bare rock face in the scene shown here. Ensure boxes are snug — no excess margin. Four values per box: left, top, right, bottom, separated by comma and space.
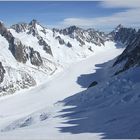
38, 37, 53, 56
28, 19, 46, 36
0, 21, 14, 43
76, 37, 85, 46
0, 67, 36, 96
11, 23, 28, 33
88, 81, 98, 88
56, 26, 107, 46
0, 21, 28, 63
86, 29, 106, 46
55, 35, 73, 48
28, 20, 52, 56
110, 24, 137, 46
113, 28, 140, 75
0, 62, 5, 83
29, 47, 43, 66
28, 19, 39, 36
55, 36, 65, 45
67, 42, 72, 48
0, 22, 40, 96
11, 39, 28, 63
0, 21, 45, 66
11, 20, 53, 56
59, 25, 78, 36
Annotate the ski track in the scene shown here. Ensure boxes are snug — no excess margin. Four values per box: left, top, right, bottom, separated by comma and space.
0, 48, 123, 140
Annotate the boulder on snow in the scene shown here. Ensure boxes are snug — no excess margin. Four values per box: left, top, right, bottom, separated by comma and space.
67, 42, 72, 48
88, 81, 98, 88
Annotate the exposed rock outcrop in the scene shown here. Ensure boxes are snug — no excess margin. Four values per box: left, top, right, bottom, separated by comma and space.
12, 39, 28, 63
67, 42, 72, 48
38, 37, 53, 56
0, 67, 36, 96
0, 21, 14, 43
113, 27, 140, 75
0, 21, 28, 63
56, 26, 107, 46
11, 20, 53, 56
0, 62, 5, 83
88, 81, 98, 88
59, 25, 78, 36
28, 19, 39, 36
11, 23, 28, 33
29, 47, 43, 66
55, 36, 65, 45
110, 24, 137, 46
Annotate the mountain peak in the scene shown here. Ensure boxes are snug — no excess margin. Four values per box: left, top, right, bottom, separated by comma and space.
67, 25, 78, 30
0, 20, 4, 25
0, 21, 5, 28
29, 19, 39, 27
115, 24, 123, 31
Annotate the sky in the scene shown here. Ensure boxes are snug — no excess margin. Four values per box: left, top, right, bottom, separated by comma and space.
0, 1, 140, 31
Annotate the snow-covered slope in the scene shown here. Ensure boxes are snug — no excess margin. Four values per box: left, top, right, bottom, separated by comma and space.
62, 63, 140, 139
0, 30, 57, 96
10, 20, 110, 64
0, 20, 140, 139
59, 26, 140, 139
0, 46, 123, 139
0, 19, 117, 96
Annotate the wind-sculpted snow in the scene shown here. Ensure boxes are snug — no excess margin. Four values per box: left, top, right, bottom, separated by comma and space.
0, 46, 123, 139
60, 64, 140, 139
2, 112, 49, 132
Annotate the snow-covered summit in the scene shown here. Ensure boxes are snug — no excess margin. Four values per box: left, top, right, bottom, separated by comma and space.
0, 20, 138, 96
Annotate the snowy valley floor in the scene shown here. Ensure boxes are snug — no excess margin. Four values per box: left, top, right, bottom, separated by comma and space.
0, 47, 127, 139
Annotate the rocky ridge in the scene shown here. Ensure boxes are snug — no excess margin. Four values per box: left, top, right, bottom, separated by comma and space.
0, 19, 139, 96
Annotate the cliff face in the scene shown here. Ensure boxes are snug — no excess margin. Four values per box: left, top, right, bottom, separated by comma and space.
0, 20, 58, 96
112, 26, 140, 74
0, 62, 5, 83
11, 20, 53, 56
0, 21, 44, 66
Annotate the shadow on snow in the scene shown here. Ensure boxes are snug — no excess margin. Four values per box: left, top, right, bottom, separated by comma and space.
56, 58, 140, 139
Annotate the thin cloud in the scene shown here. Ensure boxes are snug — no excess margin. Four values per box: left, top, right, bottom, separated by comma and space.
101, 0, 140, 8
58, 0, 140, 31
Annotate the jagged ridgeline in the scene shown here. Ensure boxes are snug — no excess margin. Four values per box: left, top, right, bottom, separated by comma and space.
111, 25, 140, 75
0, 19, 139, 96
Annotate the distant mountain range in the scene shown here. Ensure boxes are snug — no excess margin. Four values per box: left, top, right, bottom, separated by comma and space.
0, 19, 139, 96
